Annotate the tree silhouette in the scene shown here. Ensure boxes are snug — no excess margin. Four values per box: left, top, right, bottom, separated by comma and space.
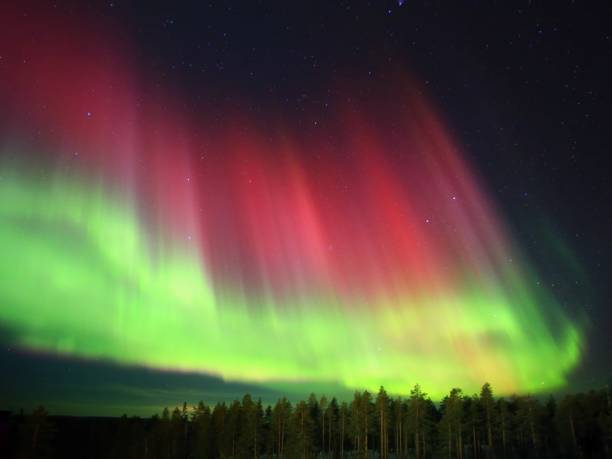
480, 382, 495, 451
440, 388, 464, 459
7, 383, 612, 458
376, 386, 390, 459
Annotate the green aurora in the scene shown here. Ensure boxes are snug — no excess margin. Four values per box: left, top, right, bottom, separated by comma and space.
0, 165, 582, 400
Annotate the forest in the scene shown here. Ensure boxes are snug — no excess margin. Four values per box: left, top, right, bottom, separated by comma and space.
3, 383, 611, 459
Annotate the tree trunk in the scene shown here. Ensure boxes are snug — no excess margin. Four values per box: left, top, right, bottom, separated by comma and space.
487, 413, 493, 449
329, 412, 332, 454
341, 411, 344, 458
380, 411, 383, 458
380, 405, 385, 459
399, 420, 402, 457
254, 423, 257, 459
322, 412, 325, 455
501, 412, 507, 456
569, 414, 579, 458
529, 407, 538, 451
364, 412, 368, 457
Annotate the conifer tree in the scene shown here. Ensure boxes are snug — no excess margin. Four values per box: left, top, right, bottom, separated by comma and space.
339, 401, 349, 458
408, 384, 428, 459
376, 386, 390, 459
272, 397, 291, 457
440, 388, 464, 459
480, 383, 495, 449
319, 395, 328, 454
292, 400, 313, 459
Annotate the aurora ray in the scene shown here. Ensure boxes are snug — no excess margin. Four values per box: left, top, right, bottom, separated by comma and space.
0, 4, 582, 399
0, 154, 581, 398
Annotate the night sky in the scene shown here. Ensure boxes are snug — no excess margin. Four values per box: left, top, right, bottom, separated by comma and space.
0, 0, 610, 416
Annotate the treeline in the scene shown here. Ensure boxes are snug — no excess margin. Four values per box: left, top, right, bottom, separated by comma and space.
5, 384, 612, 458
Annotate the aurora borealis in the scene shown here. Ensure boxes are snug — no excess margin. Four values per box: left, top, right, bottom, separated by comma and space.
1, 1, 606, 414
0, 157, 582, 395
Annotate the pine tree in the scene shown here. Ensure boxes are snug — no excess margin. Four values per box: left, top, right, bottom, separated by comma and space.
351, 391, 363, 453
389, 397, 402, 456
376, 386, 390, 459
191, 401, 211, 459
326, 398, 339, 455
515, 395, 541, 455
339, 401, 349, 458
272, 397, 291, 457
408, 384, 428, 459
238, 394, 262, 459
496, 397, 509, 457
361, 390, 372, 457
211, 402, 228, 457
465, 395, 481, 459
263, 404, 274, 457
292, 400, 313, 459
440, 388, 464, 459
319, 396, 328, 455
480, 383, 494, 450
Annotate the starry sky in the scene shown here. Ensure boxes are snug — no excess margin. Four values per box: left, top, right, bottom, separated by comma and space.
0, 0, 610, 416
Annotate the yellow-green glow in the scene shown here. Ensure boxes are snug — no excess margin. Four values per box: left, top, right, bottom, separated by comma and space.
0, 166, 581, 399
